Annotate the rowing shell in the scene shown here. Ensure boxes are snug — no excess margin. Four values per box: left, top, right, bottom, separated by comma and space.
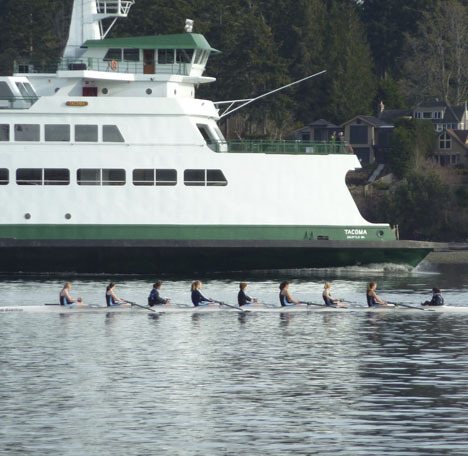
0, 304, 466, 314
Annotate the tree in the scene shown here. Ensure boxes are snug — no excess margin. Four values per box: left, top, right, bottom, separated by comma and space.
402, 0, 468, 105
381, 172, 450, 240
323, 1, 376, 123
389, 119, 435, 178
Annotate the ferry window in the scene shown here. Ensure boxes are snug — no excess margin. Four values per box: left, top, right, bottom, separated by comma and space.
213, 125, 226, 142
102, 169, 125, 186
123, 48, 139, 62
158, 49, 175, 64
0, 168, 8, 185
77, 168, 100, 186
16, 168, 42, 185
207, 169, 227, 186
45, 124, 70, 142
156, 169, 177, 186
104, 48, 122, 61
44, 168, 70, 186
15, 83, 29, 99
0, 81, 14, 99
0, 124, 9, 141
75, 125, 98, 142
349, 125, 367, 144
176, 49, 194, 64
23, 83, 38, 99
15, 124, 40, 141
194, 50, 204, 65
184, 169, 205, 186
103, 125, 124, 142
197, 124, 214, 145
133, 169, 155, 186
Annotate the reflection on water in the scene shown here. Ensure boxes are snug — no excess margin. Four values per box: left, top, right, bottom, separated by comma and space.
0, 263, 468, 455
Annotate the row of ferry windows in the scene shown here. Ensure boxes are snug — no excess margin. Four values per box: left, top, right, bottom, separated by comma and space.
0, 124, 124, 142
0, 168, 228, 187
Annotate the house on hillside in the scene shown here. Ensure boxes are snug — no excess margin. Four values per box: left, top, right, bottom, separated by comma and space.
413, 101, 468, 132
434, 129, 468, 166
293, 119, 340, 142
341, 115, 394, 165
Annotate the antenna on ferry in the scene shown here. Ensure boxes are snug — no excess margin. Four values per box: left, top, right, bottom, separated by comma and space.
216, 70, 327, 119
64, 0, 136, 58
184, 19, 194, 33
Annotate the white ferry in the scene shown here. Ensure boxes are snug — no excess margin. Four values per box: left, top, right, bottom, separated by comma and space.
0, 0, 433, 273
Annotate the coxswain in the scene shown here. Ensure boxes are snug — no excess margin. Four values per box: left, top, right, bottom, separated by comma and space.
191, 280, 216, 307
279, 281, 301, 307
106, 282, 128, 307
148, 281, 170, 307
366, 282, 389, 307
238, 282, 258, 307
322, 282, 347, 307
59, 282, 83, 306
422, 288, 445, 306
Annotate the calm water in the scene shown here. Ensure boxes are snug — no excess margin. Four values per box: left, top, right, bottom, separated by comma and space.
1, 261, 468, 455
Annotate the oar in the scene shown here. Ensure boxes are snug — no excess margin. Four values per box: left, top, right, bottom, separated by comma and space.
388, 301, 435, 312
123, 300, 161, 314
218, 301, 250, 313
302, 301, 326, 308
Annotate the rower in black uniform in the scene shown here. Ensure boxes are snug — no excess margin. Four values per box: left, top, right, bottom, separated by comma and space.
238, 282, 257, 307
366, 282, 389, 307
191, 280, 215, 307
59, 282, 83, 306
106, 282, 128, 307
279, 281, 301, 307
422, 288, 445, 306
148, 281, 170, 307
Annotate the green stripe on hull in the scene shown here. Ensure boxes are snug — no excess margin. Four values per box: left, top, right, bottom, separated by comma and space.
0, 224, 397, 241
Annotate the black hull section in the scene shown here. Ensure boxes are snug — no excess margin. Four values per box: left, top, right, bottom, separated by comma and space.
0, 239, 433, 274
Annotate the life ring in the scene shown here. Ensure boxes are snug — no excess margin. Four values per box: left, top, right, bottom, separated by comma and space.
110, 60, 118, 71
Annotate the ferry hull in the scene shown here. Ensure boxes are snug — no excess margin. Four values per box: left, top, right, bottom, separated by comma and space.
0, 239, 433, 274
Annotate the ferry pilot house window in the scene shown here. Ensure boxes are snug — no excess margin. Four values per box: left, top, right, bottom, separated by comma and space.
104, 48, 122, 61
0, 168, 8, 185
15, 124, 40, 141
0, 124, 9, 141
45, 124, 70, 142
158, 49, 175, 64
123, 49, 139, 62
176, 49, 194, 64
75, 125, 98, 142
103, 125, 125, 142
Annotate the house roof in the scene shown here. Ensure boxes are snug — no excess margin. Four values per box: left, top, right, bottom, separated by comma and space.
342, 115, 393, 128
416, 100, 447, 108
450, 129, 468, 146
84, 33, 220, 53
307, 118, 340, 128
378, 109, 412, 123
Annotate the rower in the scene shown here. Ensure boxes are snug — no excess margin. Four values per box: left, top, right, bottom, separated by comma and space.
106, 282, 128, 307
322, 282, 347, 307
366, 282, 389, 307
59, 282, 83, 306
148, 281, 170, 307
279, 281, 301, 307
191, 280, 216, 307
238, 282, 257, 307
422, 288, 445, 306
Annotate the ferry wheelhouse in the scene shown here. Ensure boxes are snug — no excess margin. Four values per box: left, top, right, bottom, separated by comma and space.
0, 0, 432, 273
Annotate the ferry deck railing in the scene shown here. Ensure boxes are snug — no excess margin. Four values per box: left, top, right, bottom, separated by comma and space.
0, 96, 38, 110
212, 140, 351, 155
14, 59, 190, 76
